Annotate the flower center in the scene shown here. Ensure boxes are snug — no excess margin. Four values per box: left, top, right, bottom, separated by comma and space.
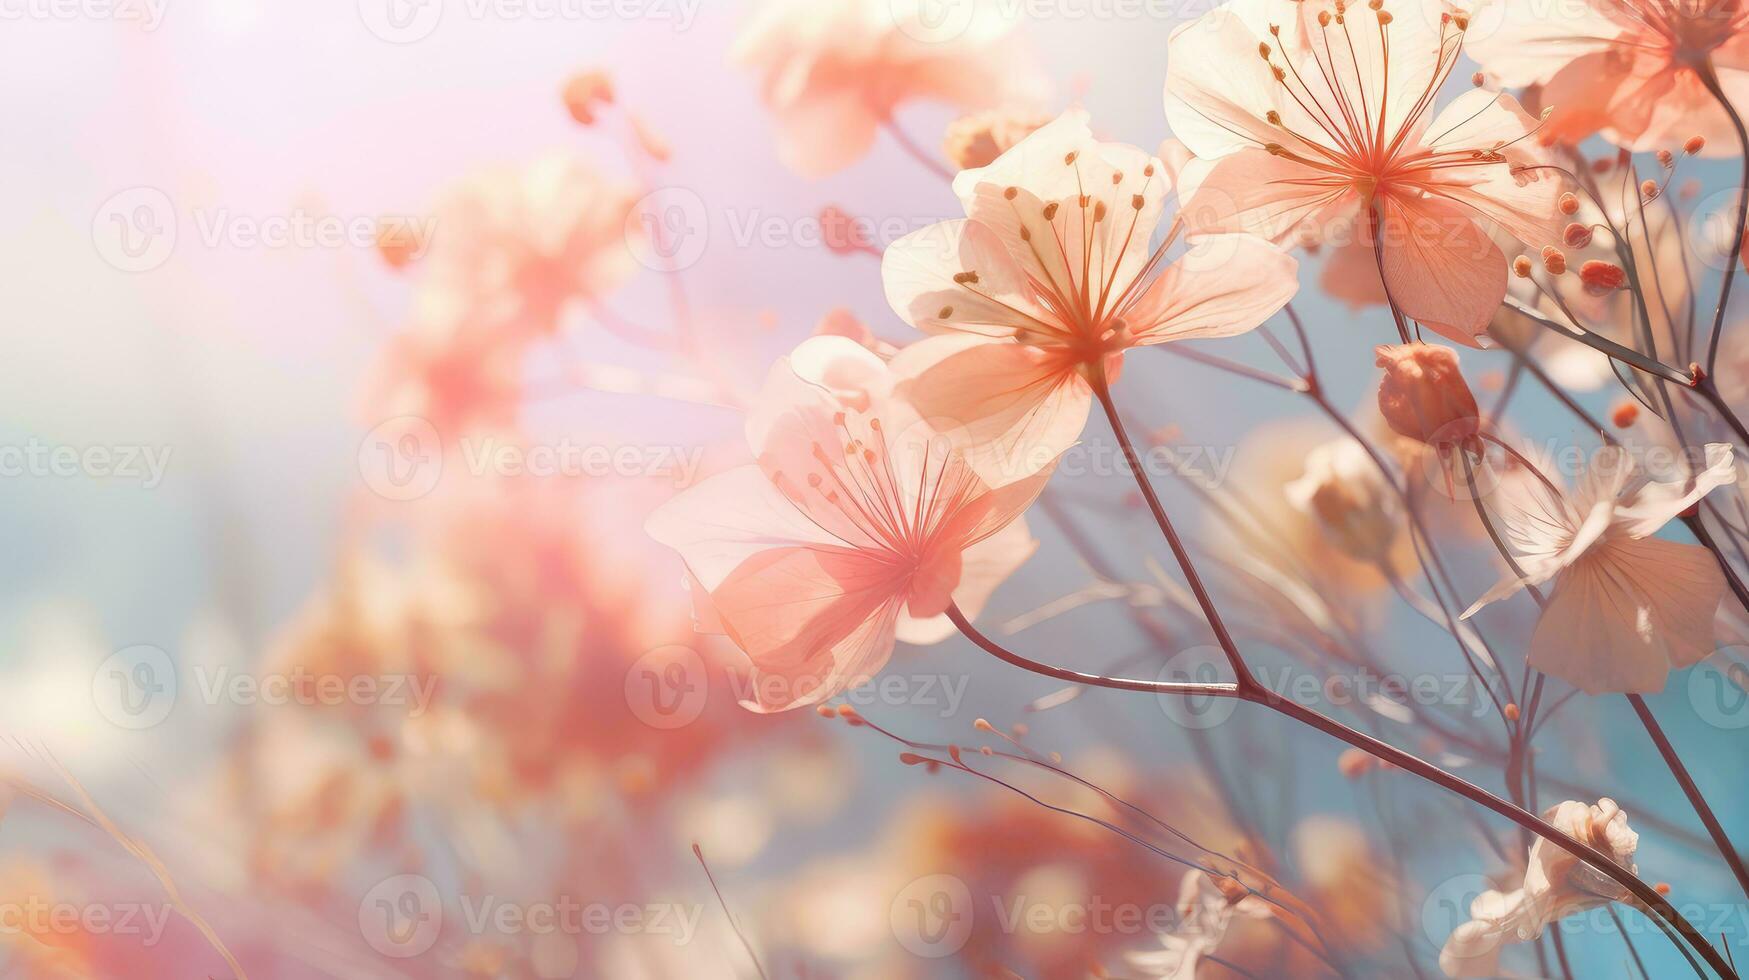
1623, 0, 1744, 63
773, 412, 981, 563
1253, 3, 1521, 202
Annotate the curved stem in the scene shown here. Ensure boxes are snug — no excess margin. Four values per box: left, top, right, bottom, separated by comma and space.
1695, 377, 1749, 450
1368, 203, 1413, 343
944, 605, 1739, 979
1626, 693, 1749, 903
1687, 512, 1749, 615
881, 117, 955, 182
1501, 296, 1695, 388
1698, 58, 1749, 377
1091, 368, 1255, 686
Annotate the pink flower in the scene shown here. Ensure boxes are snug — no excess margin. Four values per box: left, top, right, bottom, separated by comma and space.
1164, 0, 1563, 344
1462, 0, 1749, 156
733, 0, 1044, 177
1463, 443, 1737, 693
369, 325, 524, 437
1440, 799, 1640, 977
883, 110, 1299, 480
414, 153, 641, 342
646, 337, 1051, 712
370, 154, 641, 437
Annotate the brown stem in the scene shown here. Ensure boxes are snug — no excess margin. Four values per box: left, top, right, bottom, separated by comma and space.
1695, 377, 1749, 451
1368, 203, 1413, 343
943, 605, 1739, 979
1090, 369, 1255, 687
1698, 57, 1749, 377
1626, 693, 1749, 903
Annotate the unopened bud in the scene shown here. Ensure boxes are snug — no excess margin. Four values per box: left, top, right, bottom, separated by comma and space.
1375, 342, 1481, 451
1579, 260, 1626, 296
1542, 246, 1567, 275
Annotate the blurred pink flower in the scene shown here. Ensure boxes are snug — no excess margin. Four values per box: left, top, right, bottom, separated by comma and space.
647, 336, 1049, 712
1164, 0, 1562, 343
1440, 799, 1640, 977
883, 110, 1298, 480
413, 153, 641, 342
369, 326, 525, 437
369, 153, 642, 437
1463, 442, 1737, 693
733, 0, 1044, 177
1462, 0, 1749, 155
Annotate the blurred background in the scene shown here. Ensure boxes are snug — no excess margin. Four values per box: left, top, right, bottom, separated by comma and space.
1, 0, 1746, 977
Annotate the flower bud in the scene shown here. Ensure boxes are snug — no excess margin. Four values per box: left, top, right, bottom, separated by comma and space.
1579, 259, 1626, 296
1375, 343, 1481, 450
819, 206, 869, 256
1338, 748, 1375, 779
375, 222, 427, 269
561, 70, 614, 126
1542, 246, 1567, 275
